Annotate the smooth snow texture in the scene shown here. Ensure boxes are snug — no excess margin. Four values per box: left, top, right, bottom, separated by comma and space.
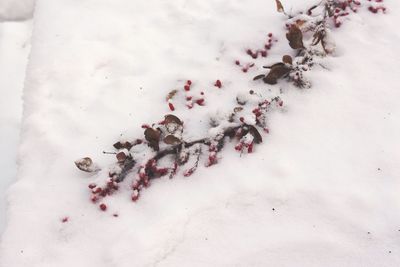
1, 0, 400, 266
0, 20, 31, 234
0, 0, 35, 21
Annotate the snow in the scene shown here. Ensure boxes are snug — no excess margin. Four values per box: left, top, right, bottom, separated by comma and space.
0, 0, 35, 21
0, 20, 32, 233
1, 0, 400, 266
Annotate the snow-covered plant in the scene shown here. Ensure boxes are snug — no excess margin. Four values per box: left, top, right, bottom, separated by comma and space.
75, 0, 386, 209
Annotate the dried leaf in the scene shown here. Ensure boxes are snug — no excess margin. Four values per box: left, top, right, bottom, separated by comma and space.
282, 55, 293, 65
275, 0, 284, 13
263, 63, 291, 85
144, 128, 161, 151
248, 126, 263, 144
164, 114, 183, 125
166, 90, 178, 101
116, 152, 127, 163
233, 107, 243, 113
75, 157, 100, 173
253, 74, 266, 81
164, 135, 181, 145
113, 141, 133, 150
286, 25, 304, 50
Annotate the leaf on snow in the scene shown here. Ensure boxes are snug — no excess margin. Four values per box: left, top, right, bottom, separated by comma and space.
144, 128, 161, 151
282, 55, 293, 65
166, 90, 178, 101
164, 135, 182, 145
113, 141, 133, 150
74, 157, 100, 173
275, 0, 285, 13
286, 25, 304, 50
253, 74, 266, 81
164, 114, 183, 125
263, 63, 291, 85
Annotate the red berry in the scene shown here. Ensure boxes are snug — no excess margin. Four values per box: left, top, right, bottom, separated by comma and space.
61, 217, 69, 223
113, 213, 118, 217
247, 143, 253, 153
261, 50, 267, 57
214, 80, 222, 88
99, 203, 107, 211
196, 99, 205, 106
242, 68, 248, 73
184, 85, 190, 91
268, 33, 273, 37
235, 60, 240, 65
168, 102, 175, 111
239, 117, 244, 123
200, 91, 204, 95
187, 80, 192, 85
186, 96, 192, 101
88, 183, 97, 189
131, 193, 139, 202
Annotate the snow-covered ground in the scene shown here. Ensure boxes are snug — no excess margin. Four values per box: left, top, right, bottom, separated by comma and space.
0, 20, 32, 233
1, 0, 400, 266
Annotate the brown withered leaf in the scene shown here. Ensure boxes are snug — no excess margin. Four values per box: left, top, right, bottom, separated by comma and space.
113, 141, 133, 150
74, 157, 100, 173
263, 63, 291, 85
144, 128, 161, 151
248, 126, 263, 144
116, 152, 127, 163
164, 114, 182, 125
275, 0, 284, 13
282, 55, 293, 65
166, 90, 178, 101
286, 25, 304, 50
233, 107, 243, 113
253, 74, 266, 81
164, 135, 181, 145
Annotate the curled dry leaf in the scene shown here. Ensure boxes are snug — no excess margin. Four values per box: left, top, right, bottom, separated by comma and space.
113, 141, 133, 150
282, 55, 293, 65
286, 25, 304, 50
164, 114, 183, 125
164, 135, 182, 145
233, 107, 243, 113
144, 128, 161, 151
74, 157, 100, 173
253, 74, 266, 81
275, 0, 284, 13
166, 90, 178, 101
263, 63, 291, 85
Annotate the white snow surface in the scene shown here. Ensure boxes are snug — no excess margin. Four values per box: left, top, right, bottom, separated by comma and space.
0, 0, 35, 21
1, 0, 400, 266
0, 20, 31, 233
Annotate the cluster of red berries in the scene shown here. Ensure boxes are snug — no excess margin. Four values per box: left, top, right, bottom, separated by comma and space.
131, 159, 169, 202
235, 33, 276, 73
367, 0, 386, 13
246, 33, 276, 59
167, 79, 224, 111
